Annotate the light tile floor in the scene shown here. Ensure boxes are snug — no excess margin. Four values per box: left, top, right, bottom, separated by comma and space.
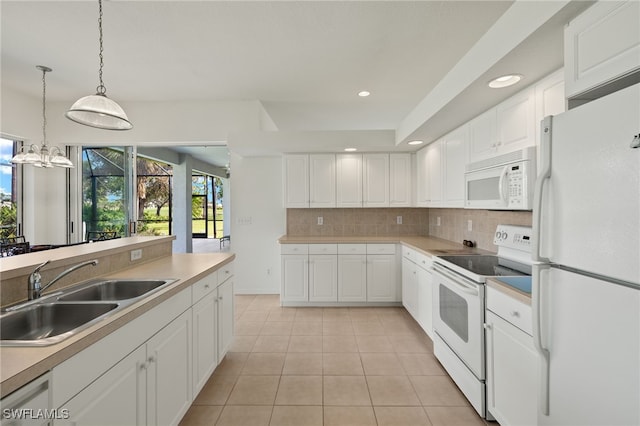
180, 295, 490, 426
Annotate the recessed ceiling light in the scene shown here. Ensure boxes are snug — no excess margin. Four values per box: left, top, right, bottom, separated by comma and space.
488, 74, 522, 88
408, 140, 423, 146
358, 91, 370, 97
344, 148, 357, 152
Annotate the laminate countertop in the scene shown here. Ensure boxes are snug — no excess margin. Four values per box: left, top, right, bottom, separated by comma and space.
0, 252, 235, 399
278, 235, 490, 258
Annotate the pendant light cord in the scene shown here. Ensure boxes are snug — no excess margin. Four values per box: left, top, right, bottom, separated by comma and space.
97, 0, 106, 96
41, 67, 48, 147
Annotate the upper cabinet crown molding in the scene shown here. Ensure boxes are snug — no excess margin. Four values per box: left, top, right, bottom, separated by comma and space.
565, 0, 640, 101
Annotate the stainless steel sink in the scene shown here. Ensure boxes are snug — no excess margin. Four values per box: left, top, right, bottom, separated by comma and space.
0, 302, 119, 345
1, 278, 178, 346
57, 279, 175, 302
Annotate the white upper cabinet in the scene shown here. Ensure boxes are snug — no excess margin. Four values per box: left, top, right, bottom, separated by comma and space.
442, 125, 468, 207
496, 87, 536, 153
426, 140, 443, 206
468, 108, 498, 162
565, 1, 640, 99
389, 153, 412, 207
469, 88, 535, 163
363, 153, 389, 207
336, 153, 363, 207
415, 146, 430, 207
283, 155, 309, 208
535, 69, 565, 145
309, 154, 336, 208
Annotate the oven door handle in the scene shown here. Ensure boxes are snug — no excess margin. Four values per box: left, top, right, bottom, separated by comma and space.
431, 265, 479, 296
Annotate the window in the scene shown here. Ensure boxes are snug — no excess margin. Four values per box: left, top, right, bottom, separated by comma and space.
82, 147, 174, 240
0, 138, 20, 239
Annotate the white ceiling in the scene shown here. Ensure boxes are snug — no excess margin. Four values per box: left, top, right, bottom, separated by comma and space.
1, 1, 589, 169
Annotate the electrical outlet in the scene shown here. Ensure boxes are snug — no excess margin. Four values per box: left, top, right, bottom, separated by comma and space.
437, 217, 441, 226
467, 220, 473, 231
317, 216, 323, 225
130, 249, 142, 261
396, 216, 402, 225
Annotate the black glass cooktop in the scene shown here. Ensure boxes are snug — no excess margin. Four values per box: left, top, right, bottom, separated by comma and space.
437, 255, 529, 277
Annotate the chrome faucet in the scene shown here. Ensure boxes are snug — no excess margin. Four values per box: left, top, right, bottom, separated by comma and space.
28, 259, 99, 300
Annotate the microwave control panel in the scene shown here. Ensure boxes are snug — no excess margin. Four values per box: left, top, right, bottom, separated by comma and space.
507, 165, 524, 204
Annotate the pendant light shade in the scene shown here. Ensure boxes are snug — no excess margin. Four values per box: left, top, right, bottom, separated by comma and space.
67, 94, 132, 130
66, 0, 132, 131
11, 65, 74, 169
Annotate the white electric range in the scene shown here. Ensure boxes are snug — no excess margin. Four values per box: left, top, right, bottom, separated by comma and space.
431, 224, 533, 418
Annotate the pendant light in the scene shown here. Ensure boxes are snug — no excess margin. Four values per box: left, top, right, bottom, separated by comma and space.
66, 0, 132, 130
11, 66, 74, 169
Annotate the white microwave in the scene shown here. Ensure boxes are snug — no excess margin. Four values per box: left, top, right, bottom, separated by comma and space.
464, 146, 536, 210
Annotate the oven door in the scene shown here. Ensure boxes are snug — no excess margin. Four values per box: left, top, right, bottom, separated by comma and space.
432, 263, 485, 379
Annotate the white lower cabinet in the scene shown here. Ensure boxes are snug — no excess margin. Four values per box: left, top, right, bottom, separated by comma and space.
416, 266, 433, 338
216, 277, 234, 361
485, 286, 536, 426
59, 309, 192, 426
52, 262, 235, 426
366, 254, 398, 302
146, 310, 192, 426
58, 345, 147, 426
192, 289, 218, 396
309, 254, 338, 302
1, 373, 51, 426
337, 254, 367, 302
401, 246, 433, 338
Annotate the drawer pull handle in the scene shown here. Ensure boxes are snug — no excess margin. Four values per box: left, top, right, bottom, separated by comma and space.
510, 310, 520, 317
205, 284, 210, 289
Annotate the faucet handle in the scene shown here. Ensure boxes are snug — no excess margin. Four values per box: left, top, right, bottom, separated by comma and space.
33, 260, 51, 274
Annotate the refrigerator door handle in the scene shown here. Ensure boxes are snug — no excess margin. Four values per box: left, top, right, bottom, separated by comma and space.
532, 263, 551, 416
533, 116, 552, 263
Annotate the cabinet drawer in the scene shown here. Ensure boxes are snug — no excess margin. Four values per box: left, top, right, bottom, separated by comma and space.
414, 252, 432, 270
192, 275, 218, 302
401, 246, 416, 261
338, 244, 366, 255
309, 244, 338, 255
367, 244, 396, 255
217, 262, 234, 283
487, 286, 532, 335
281, 244, 309, 255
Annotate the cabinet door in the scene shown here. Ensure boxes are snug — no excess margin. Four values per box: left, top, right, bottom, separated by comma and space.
485, 311, 537, 426
283, 155, 309, 208
535, 69, 565, 153
146, 310, 192, 426
389, 153, 412, 207
337, 254, 367, 302
415, 146, 430, 207
496, 88, 535, 153
336, 154, 363, 207
468, 108, 497, 162
59, 345, 147, 426
363, 153, 389, 207
442, 126, 468, 207
401, 258, 418, 318
192, 292, 217, 396
366, 254, 398, 302
426, 141, 443, 206
309, 154, 336, 208
281, 254, 309, 302
309, 255, 338, 302
417, 267, 433, 338
217, 278, 235, 361
564, 1, 640, 99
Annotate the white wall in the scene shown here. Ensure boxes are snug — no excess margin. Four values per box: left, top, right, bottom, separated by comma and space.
1, 86, 68, 244
229, 152, 284, 294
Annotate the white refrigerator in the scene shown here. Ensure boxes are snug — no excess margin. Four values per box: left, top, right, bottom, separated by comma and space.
532, 82, 640, 426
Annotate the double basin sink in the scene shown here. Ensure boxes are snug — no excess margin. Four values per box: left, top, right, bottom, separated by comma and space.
1, 278, 177, 346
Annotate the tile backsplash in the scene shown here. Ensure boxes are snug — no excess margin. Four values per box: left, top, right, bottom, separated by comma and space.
427, 208, 532, 251
287, 208, 429, 237
286, 207, 532, 252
